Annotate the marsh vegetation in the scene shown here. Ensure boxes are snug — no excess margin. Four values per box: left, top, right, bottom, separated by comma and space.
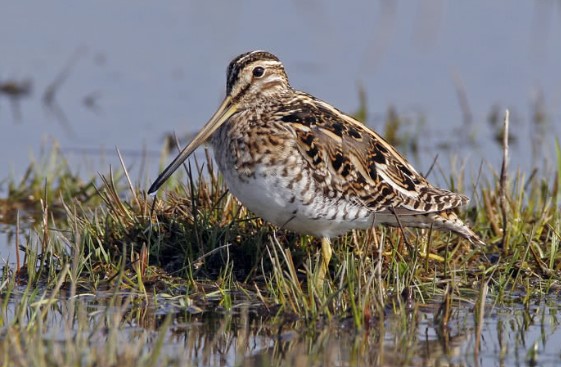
1, 105, 561, 366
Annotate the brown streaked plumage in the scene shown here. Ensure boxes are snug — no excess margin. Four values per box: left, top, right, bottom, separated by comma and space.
148, 51, 484, 281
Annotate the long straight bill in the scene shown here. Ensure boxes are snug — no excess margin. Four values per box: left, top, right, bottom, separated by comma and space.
148, 96, 237, 195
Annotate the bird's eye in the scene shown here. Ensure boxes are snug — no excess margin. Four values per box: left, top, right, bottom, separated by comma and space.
252, 66, 265, 78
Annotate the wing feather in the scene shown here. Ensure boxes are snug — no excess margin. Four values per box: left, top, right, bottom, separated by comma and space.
275, 92, 468, 213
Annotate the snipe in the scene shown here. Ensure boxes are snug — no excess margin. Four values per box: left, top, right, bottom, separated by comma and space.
148, 51, 484, 282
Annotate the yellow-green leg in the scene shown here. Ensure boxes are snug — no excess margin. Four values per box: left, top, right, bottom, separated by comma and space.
316, 237, 333, 286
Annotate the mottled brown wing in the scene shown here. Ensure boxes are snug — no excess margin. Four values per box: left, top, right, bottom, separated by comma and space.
276, 93, 468, 213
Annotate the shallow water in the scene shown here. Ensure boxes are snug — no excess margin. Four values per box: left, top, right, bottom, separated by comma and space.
1, 291, 561, 366
1, 1, 560, 185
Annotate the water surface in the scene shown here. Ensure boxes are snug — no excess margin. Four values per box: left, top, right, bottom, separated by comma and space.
2, 291, 561, 366
1, 1, 560, 183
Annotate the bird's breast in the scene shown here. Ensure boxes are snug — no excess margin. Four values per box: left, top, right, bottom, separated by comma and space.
210, 121, 373, 237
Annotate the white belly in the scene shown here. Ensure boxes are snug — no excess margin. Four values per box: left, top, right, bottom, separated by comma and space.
219, 159, 375, 238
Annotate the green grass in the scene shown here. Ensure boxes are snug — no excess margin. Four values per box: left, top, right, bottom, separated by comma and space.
2, 139, 560, 305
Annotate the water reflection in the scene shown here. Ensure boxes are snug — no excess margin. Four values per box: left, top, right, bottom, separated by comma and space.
0, 79, 32, 122
1, 292, 560, 366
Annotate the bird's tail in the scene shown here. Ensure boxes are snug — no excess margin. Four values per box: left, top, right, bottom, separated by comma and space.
387, 209, 485, 246
425, 210, 485, 246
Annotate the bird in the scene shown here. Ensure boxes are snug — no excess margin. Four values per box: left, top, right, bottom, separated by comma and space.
148, 50, 484, 283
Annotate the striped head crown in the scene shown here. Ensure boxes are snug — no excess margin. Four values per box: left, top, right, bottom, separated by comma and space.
225, 51, 290, 98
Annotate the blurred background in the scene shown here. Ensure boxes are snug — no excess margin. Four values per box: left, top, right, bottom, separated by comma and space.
1, 0, 560, 188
